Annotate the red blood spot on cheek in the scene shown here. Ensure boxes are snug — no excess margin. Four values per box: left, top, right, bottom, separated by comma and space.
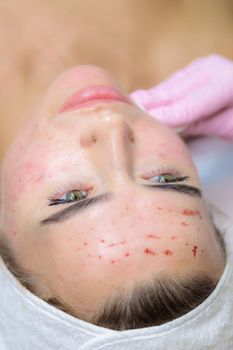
106, 241, 126, 247
192, 245, 198, 257
144, 248, 158, 256
125, 252, 130, 257
100, 239, 105, 243
170, 236, 176, 240
146, 234, 162, 239
163, 249, 173, 256
182, 209, 202, 219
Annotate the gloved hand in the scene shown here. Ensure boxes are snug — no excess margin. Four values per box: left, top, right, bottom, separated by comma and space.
130, 54, 233, 140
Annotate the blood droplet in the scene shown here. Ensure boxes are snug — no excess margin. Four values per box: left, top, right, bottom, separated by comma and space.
111, 260, 116, 264
192, 245, 198, 257
182, 209, 202, 219
125, 252, 130, 257
100, 239, 105, 243
146, 234, 162, 239
144, 248, 158, 256
163, 249, 173, 256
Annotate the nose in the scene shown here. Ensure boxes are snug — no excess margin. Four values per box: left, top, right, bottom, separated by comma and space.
82, 111, 135, 179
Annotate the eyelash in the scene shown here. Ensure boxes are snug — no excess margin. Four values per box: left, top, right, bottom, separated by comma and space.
48, 182, 92, 203
149, 165, 184, 179
48, 166, 188, 205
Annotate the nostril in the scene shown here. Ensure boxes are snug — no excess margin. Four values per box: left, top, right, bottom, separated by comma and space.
80, 134, 97, 148
128, 128, 135, 143
91, 135, 97, 143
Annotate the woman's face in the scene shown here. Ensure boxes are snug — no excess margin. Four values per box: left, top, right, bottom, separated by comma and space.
0, 65, 224, 321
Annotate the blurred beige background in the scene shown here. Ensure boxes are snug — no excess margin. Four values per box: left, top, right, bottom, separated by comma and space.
0, 0, 233, 160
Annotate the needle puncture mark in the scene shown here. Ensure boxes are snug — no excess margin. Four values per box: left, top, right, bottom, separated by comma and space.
192, 245, 198, 257
163, 249, 173, 256
181, 222, 188, 227
146, 234, 162, 239
144, 248, 158, 256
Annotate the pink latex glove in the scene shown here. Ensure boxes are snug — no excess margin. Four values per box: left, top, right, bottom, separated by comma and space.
130, 54, 233, 140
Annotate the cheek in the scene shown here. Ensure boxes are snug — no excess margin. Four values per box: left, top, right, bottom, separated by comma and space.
54, 208, 200, 268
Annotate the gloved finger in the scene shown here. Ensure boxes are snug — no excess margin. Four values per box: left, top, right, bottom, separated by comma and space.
146, 66, 210, 107
130, 71, 209, 110
183, 107, 233, 140
130, 54, 233, 111
130, 56, 215, 108
147, 80, 233, 127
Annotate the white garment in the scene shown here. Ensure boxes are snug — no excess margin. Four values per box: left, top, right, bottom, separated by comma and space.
0, 137, 233, 350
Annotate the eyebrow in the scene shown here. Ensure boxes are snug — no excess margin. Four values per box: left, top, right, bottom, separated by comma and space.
40, 192, 112, 226
143, 183, 202, 198
40, 184, 202, 226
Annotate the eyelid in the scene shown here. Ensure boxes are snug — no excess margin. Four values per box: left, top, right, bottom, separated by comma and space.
141, 165, 185, 180
48, 181, 94, 201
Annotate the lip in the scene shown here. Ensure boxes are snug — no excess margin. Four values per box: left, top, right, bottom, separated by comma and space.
59, 85, 132, 113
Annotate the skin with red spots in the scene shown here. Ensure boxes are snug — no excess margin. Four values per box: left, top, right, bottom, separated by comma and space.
0, 64, 225, 323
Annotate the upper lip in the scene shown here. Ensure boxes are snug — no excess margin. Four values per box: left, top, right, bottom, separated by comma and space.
59, 85, 132, 113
